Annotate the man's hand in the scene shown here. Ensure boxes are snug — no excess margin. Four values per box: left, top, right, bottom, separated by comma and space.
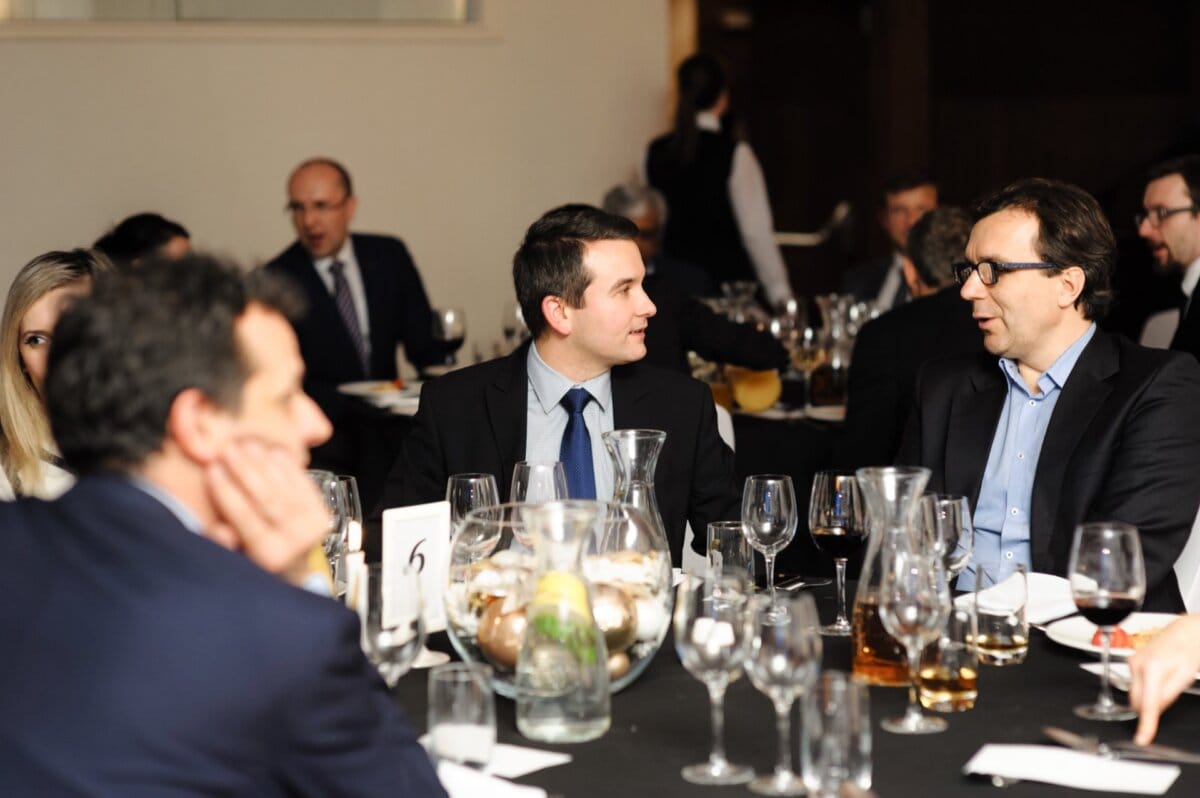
1129, 614, 1200, 744
205, 438, 331, 587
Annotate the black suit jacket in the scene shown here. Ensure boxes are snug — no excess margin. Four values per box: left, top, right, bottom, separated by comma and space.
377, 344, 741, 565
0, 476, 443, 797
264, 233, 442, 425
1170, 298, 1200, 362
839, 254, 894, 304
898, 331, 1200, 612
836, 286, 983, 469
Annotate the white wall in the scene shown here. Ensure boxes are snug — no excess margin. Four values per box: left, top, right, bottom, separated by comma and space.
0, 1, 669, 370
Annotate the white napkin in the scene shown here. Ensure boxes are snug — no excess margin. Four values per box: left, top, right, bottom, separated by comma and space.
420, 736, 572, 779
436, 761, 547, 798
955, 572, 1076, 625
964, 744, 1179, 794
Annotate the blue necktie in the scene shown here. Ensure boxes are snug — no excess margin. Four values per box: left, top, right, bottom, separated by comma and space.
559, 388, 596, 499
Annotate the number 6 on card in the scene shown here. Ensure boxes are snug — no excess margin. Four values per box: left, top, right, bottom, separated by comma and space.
382, 501, 451, 632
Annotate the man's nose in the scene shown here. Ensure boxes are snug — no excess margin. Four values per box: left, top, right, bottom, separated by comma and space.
1137, 216, 1155, 239
301, 397, 333, 448
959, 270, 987, 301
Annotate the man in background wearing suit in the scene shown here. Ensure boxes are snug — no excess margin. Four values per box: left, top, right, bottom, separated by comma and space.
899, 178, 1200, 612
841, 172, 938, 312
837, 206, 983, 469
0, 257, 443, 796
265, 157, 444, 484
1136, 155, 1200, 359
381, 204, 740, 565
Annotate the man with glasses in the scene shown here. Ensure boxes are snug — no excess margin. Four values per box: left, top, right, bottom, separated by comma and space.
265, 157, 443, 479
1136, 155, 1200, 359
899, 178, 1200, 612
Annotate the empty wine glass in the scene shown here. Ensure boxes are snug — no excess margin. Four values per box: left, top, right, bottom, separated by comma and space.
432, 307, 467, 365
745, 592, 823, 795
446, 473, 499, 532
808, 470, 866, 636
338, 475, 364, 552
501, 301, 527, 353
918, 495, 975, 578
510, 461, 568, 503
349, 563, 425, 687
878, 547, 950, 734
742, 475, 798, 612
674, 574, 754, 785
307, 469, 345, 573
1069, 521, 1145, 721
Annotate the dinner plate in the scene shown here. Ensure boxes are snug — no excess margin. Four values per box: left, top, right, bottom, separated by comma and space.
338, 380, 421, 408
1044, 612, 1180, 658
805, 404, 846, 422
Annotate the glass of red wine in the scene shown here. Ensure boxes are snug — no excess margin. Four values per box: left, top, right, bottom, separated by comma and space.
808, 470, 866, 636
1067, 521, 1145, 721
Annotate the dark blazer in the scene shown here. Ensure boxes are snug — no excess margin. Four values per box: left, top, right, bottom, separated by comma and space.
0, 476, 444, 797
898, 331, 1200, 612
839, 254, 895, 304
643, 271, 789, 374
1170, 298, 1200, 361
836, 286, 983, 470
377, 344, 741, 565
264, 233, 442, 425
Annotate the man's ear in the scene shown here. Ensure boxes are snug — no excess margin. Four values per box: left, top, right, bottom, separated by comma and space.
1058, 265, 1087, 309
165, 387, 231, 465
541, 295, 573, 337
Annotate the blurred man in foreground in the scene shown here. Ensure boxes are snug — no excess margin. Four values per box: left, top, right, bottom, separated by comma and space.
0, 257, 443, 796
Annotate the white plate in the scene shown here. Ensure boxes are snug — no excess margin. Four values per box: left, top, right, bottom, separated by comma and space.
1044, 612, 1180, 658
338, 380, 421, 408
805, 404, 846, 422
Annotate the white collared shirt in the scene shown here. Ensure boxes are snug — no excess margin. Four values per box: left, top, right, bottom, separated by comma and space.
873, 252, 906, 311
1182, 256, 1200, 312
313, 238, 371, 354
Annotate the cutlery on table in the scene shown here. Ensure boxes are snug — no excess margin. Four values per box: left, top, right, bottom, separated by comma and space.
1043, 726, 1200, 764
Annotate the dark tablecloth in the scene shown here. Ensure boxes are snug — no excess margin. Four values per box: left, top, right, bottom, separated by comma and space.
393, 582, 1200, 797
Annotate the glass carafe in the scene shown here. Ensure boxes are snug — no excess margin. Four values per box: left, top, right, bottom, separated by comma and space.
515, 501, 611, 743
603, 429, 668, 542
851, 466, 930, 686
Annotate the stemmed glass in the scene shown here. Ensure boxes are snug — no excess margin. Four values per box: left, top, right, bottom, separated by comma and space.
337, 475, 364, 553
742, 475, 798, 612
510, 461, 568, 503
349, 563, 425, 687
808, 470, 866, 636
918, 495, 975, 578
877, 547, 950, 734
307, 469, 346, 575
432, 307, 467, 365
446, 473, 499, 532
674, 574, 754, 785
1068, 521, 1145, 721
745, 592, 822, 795
501, 301, 527, 353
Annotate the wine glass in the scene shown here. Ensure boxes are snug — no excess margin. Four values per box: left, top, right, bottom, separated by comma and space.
501, 301, 527, 353
349, 563, 425, 687
446, 473, 499, 532
307, 469, 345, 573
918, 494, 974, 578
877, 547, 950, 734
510, 461, 568, 503
742, 475, 798, 612
1068, 521, 1145, 721
674, 574, 754, 785
745, 592, 822, 796
337, 475, 364, 552
432, 307, 467, 365
808, 470, 866, 636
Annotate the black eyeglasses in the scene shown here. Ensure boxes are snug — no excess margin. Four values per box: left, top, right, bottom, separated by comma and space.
285, 196, 351, 216
1134, 206, 1197, 228
953, 260, 1058, 286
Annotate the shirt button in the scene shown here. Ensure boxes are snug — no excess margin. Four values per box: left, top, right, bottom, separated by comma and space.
1004, 551, 1014, 560
1028, 400, 1036, 407
1017, 452, 1025, 460
1010, 508, 1019, 516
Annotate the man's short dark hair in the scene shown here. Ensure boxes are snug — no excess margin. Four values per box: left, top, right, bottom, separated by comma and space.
45, 255, 302, 475
512, 204, 638, 339
908, 206, 972, 289
94, 213, 189, 265
294, 157, 354, 197
882, 170, 937, 203
972, 178, 1115, 321
1144, 154, 1200, 204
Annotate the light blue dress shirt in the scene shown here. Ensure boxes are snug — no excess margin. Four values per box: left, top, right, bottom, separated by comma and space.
959, 324, 1096, 589
525, 343, 616, 501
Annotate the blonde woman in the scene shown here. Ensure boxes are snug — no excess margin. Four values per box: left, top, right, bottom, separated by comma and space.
0, 249, 112, 499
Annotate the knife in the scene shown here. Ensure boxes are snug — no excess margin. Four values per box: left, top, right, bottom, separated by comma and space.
1043, 726, 1200, 765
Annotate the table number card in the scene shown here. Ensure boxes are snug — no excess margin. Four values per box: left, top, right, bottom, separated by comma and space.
383, 501, 451, 632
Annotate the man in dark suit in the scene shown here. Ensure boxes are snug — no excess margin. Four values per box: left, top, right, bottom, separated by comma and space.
265, 157, 443, 478
840, 172, 938, 312
0, 257, 443, 796
837, 206, 983, 469
1136, 155, 1200, 359
380, 204, 740, 565
900, 179, 1200, 613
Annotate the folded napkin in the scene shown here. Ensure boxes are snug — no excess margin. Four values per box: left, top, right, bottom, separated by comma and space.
419, 736, 572, 779
963, 744, 1179, 794
955, 572, 1076, 625
437, 761, 547, 798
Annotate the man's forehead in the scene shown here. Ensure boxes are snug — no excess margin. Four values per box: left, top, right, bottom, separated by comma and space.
582, 239, 643, 283
887, 184, 937, 206
235, 304, 300, 370
1145, 173, 1188, 202
967, 208, 1041, 257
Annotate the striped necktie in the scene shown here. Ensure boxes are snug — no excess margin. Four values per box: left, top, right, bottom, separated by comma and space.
329, 260, 369, 376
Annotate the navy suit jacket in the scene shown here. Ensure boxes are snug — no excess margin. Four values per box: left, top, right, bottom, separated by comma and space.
264, 233, 442, 425
376, 344, 741, 565
898, 331, 1200, 612
0, 476, 444, 797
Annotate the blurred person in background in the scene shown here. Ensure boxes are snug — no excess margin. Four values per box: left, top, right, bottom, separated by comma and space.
94, 212, 190, 267
1136, 155, 1200, 358
0, 248, 112, 499
645, 53, 794, 309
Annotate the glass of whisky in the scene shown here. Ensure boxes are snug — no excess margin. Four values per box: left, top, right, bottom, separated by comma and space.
918, 606, 978, 711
